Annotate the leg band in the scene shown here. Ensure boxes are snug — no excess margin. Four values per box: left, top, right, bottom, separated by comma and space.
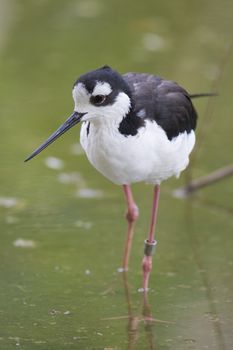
144, 239, 157, 256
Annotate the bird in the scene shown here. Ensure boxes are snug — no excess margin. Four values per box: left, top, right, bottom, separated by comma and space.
25, 65, 214, 292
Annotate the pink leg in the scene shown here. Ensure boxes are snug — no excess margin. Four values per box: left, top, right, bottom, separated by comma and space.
142, 185, 160, 292
121, 185, 139, 271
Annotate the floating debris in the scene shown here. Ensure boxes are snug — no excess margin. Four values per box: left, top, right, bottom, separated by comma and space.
76, 188, 104, 199
96, 332, 103, 336
138, 287, 149, 293
8, 337, 20, 346
13, 239, 36, 248
117, 267, 128, 273
57, 172, 84, 185
44, 156, 64, 170
49, 309, 60, 316
85, 269, 91, 275
74, 220, 93, 230
64, 310, 71, 315
0, 197, 18, 208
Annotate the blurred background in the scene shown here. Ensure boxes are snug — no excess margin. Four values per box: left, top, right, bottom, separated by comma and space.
0, 0, 233, 349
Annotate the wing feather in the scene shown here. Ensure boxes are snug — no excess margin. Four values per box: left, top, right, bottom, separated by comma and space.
123, 73, 197, 140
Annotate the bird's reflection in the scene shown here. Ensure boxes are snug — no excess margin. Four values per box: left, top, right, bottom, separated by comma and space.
102, 271, 173, 349
122, 271, 156, 350
102, 271, 159, 348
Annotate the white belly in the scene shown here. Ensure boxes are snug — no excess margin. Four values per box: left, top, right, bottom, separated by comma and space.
80, 120, 195, 185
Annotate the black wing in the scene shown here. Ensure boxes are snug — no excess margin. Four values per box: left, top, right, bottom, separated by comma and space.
123, 73, 198, 140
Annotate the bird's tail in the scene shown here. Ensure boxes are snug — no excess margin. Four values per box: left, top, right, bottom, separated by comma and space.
190, 92, 218, 99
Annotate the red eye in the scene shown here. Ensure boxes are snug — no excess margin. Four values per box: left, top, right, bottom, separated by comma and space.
90, 95, 106, 105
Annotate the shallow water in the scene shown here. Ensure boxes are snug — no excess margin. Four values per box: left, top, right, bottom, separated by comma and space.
0, 0, 233, 349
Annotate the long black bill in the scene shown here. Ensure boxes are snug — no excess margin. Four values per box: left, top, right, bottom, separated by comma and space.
24, 111, 86, 162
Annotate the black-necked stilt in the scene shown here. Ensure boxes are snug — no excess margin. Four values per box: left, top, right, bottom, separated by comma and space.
25, 66, 214, 291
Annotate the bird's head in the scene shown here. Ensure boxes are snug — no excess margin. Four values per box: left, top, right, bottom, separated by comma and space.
73, 65, 132, 122
25, 66, 132, 162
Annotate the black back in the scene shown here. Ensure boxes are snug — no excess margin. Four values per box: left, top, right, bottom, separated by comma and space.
122, 72, 198, 140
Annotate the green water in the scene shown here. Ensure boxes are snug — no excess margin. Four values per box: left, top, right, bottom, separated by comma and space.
1, 0, 233, 349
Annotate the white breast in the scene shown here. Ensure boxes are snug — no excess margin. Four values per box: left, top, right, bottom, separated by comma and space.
80, 119, 195, 185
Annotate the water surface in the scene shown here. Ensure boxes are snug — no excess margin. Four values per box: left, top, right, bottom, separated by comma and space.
0, 0, 233, 349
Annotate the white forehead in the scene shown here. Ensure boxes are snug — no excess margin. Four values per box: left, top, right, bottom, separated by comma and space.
73, 81, 112, 98
93, 81, 112, 96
